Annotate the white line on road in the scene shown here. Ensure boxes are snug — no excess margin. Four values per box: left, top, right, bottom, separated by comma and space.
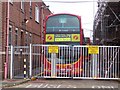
43, 84, 49, 88
56, 85, 61, 88
67, 85, 77, 88
92, 85, 114, 89
37, 84, 43, 88
26, 84, 32, 88
47, 84, 57, 88
16, 83, 77, 88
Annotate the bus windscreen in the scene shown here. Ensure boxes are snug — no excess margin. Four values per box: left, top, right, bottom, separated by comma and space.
46, 15, 80, 33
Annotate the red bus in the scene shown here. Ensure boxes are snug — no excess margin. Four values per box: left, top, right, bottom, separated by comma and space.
43, 13, 85, 77
84, 37, 91, 45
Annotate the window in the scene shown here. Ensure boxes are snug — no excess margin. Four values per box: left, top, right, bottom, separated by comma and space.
9, 0, 13, 4
35, 5, 39, 23
25, 32, 28, 46
30, 0, 32, 6
15, 28, 18, 46
20, 30, 24, 46
29, 0, 32, 18
21, 0, 24, 12
29, 34, 32, 44
9, 25, 12, 46
46, 15, 80, 33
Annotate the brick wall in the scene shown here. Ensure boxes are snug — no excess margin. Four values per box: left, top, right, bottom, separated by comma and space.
1, 2, 51, 79
0, 1, 2, 80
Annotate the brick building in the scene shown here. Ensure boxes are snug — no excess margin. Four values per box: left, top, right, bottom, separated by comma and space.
1, 1, 52, 79
93, 0, 120, 45
0, 1, 2, 80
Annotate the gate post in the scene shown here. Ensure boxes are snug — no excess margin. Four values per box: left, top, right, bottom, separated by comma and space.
10, 45, 13, 79
29, 44, 32, 77
92, 54, 98, 78
51, 53, 56, 77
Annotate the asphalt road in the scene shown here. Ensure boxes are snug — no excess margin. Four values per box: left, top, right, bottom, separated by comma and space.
10, 79, 119, 88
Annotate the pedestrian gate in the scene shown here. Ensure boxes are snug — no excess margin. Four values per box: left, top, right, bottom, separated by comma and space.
9, 44, 119, 80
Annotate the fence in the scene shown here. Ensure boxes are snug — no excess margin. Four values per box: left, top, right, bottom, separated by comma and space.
9, 44, 119, 80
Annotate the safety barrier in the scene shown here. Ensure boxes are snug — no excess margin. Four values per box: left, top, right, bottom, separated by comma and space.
9, 44, 119, 80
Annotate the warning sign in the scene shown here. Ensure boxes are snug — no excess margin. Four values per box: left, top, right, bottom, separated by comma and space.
72, 34, 80, 42
88, 46, 99, 54
46, 34, 54, 42
48, 46, 59, 53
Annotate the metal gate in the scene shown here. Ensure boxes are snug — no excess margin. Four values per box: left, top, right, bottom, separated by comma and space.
30, 44, 90, 78
9, 44, 120, 80
9, 46, 29, 79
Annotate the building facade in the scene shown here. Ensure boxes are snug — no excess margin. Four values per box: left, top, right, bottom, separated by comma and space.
1, 1, 51, 79
0, 1, 3, 80
93, 0, 120, 45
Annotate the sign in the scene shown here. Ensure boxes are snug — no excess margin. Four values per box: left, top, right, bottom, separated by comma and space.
55, 38, 71, 42
55, 34, 71, 38
46, 34, 54, 42
72, 34, 80, 42
55, 34, 71, 42
48, 46, 59, 53
46, 34, 80, 42
88, 46, 99, 54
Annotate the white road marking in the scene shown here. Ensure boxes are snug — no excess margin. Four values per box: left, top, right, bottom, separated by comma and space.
92, 85, 114, 89
98, 86, 101, 88
67, 85, 77, 88
43, 84, 49, 88
31, 84, 38, 88
111, 86, 114, 88
56, 85, 61, 88
26, 84, 32, 88
13, 83, 77, 88
73, 86, 77, 88
47, 84, 57, 88
37, 84, 43, 88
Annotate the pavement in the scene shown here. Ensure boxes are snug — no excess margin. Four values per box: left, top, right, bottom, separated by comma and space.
0, 78, 30, 88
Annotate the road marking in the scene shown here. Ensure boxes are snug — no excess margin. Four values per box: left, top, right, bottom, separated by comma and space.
67, 85, 77, 88
98, 86, 101, 88
57, 85, 61, 88
43, 84, 49, 88
26, 84, 32, 88
47, 84, 57, 88
13, 83, 77, 88
33, 85, 39, 88
92, 85, 114, 89
111, 86, 114, 88
37, 84, 43, 88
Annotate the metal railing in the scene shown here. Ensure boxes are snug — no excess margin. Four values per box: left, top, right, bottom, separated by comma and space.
9, 44, 119, 80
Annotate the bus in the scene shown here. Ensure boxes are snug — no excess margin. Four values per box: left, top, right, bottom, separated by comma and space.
43, 13, 85, 77
84, 37, 91, 45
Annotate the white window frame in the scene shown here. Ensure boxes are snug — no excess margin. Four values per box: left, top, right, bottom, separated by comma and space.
29, 0, 32, 18
29, 34, 32, 44
30, 0, 32, 6
9, 0, 13, 4
35, 5, 40, 23
20, 30, 24, 46
15, 28, 18, 46
21, 0, 24, 12
25, 32, 28, 46
9, 25, 12, 46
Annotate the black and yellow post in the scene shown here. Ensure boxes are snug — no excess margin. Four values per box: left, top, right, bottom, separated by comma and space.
24, 58, 27, 79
